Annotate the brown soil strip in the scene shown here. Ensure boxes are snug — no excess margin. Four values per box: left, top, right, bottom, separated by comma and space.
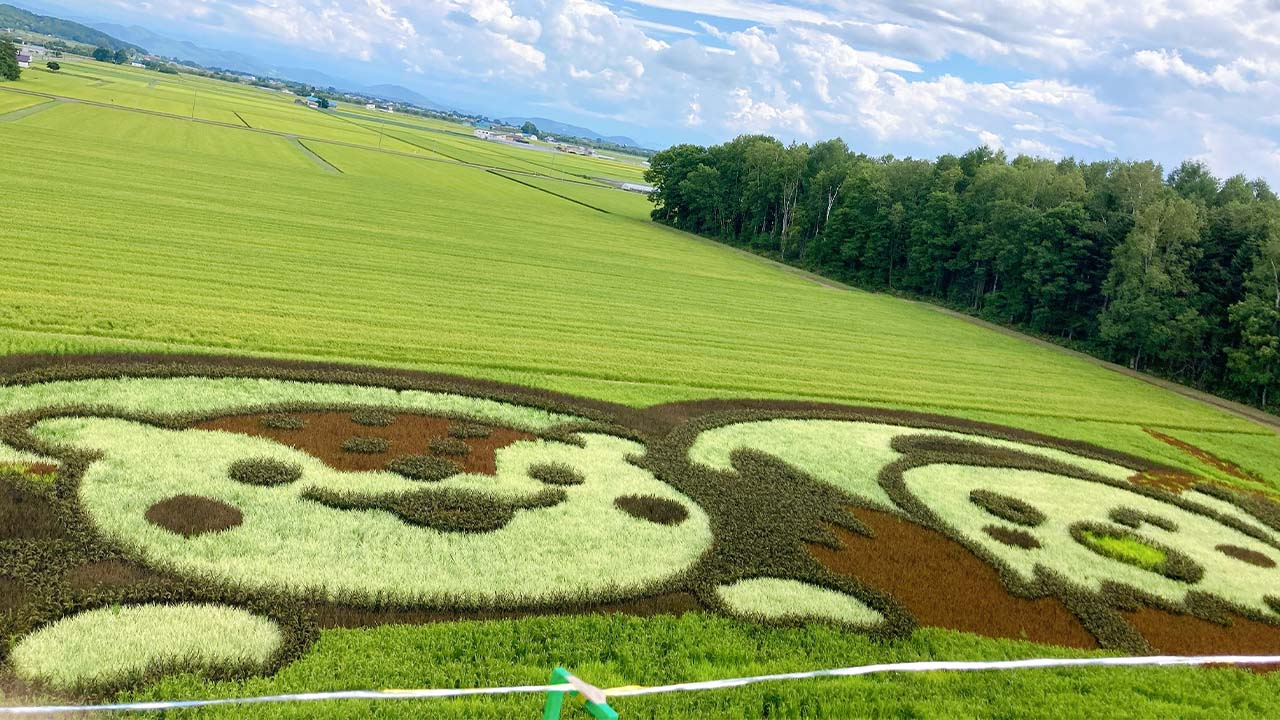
1127, 469, 1199, 494
812, 509, 1097, 649
1143, 428, 1262, 483
194, 412, 533, 475
1215, 544, 1276, 568
0, 462, 58, 477
1125, 607, 1280, 660
145, 495, 243, 537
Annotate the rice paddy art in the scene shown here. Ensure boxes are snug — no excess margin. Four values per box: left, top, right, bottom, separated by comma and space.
1, 356, 1277, 696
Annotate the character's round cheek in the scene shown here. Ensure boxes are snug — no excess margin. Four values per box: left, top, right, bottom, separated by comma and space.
1216, 544, 1276, 568
145, 495, 243, 537
614, 495, 689, 525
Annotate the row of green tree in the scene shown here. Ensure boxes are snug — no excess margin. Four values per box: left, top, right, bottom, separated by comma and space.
91, 46, 132, 65
0, 38, 19, 81
644, 136, 1280, 411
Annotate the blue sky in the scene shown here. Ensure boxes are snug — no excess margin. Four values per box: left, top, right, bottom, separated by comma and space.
36, 1, 1280, 182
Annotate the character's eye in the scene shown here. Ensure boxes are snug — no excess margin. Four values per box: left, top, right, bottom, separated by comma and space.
1108, 507, 1178, 532
969, 489, 1045, 527
614, 495, 688, 525
146, 495, 242, 537
983, 525, 1041, 549
1215, 544, 1275, 568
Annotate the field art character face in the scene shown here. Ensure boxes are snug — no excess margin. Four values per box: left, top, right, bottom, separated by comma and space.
689, 418, 1280, 623
3, 366, 1280, 695
9, 377, 712, 607
904, 465, 1279, 616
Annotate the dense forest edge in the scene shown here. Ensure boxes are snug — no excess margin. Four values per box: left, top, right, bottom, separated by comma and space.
644, 137, 1280, 414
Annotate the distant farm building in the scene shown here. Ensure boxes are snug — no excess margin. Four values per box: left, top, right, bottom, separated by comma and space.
15, 52, 30, 68
130, 62, 145, 68
621, 183, 656, 194
365, 103, 376, 110
557, 144, 595, 157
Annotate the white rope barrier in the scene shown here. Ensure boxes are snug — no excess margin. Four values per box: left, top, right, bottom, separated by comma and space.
604, 654, 1280, 697
2, 654, 1277, 715
0, 685, 577, 715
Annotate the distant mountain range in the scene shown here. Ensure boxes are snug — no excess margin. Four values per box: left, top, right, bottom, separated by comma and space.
500, 117, 639, 148
89, 23, 450, 111
0, 3, 141, 52
363, 84, 448, 111
92, 23, 258, 71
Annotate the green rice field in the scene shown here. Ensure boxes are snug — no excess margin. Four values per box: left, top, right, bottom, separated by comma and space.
1, 58, 1278, 719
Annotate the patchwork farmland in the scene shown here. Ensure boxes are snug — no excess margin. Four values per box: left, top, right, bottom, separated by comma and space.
1, 59, 1279, 718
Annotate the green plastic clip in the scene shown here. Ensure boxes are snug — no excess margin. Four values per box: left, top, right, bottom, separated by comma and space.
541, 667, 619, 720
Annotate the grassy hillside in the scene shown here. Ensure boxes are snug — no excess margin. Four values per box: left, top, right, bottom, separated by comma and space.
0, 3, 142, 52
0, 95, 1272, 488
1, 59, 1279, 718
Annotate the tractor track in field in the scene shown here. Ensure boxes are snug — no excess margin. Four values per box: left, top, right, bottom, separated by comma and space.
290, 138, 342, 174
0, 99, 62, 122
0, 86, 631, 199
485, 170, 608, 213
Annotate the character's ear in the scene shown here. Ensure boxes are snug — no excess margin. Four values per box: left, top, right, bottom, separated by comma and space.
9, 603, 282, 693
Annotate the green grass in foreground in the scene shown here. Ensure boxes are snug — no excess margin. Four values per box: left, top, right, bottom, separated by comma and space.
109, 615, 1279, 719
